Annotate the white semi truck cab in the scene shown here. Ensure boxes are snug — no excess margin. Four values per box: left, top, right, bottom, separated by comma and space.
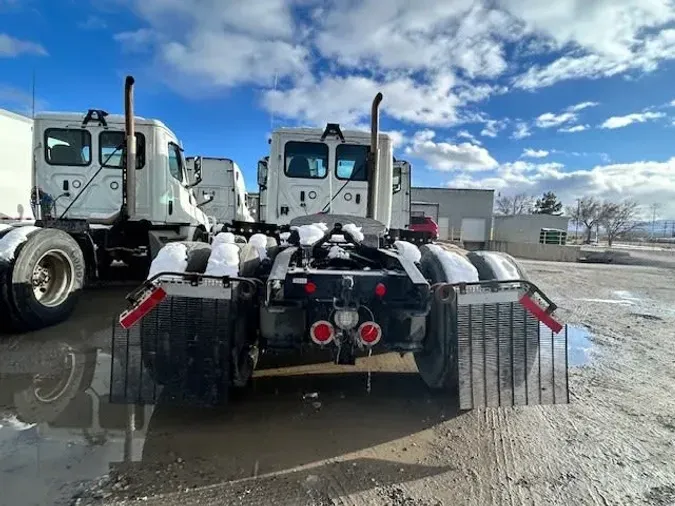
256, 124, 394, 228
34, 110, 208, 231
185, 156, 253, 224
0, 77, 212, 333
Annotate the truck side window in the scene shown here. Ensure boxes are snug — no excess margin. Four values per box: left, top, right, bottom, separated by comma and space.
167, 142, 183, 183
99, 131, 146, 169
45, 128, 92, 166
336, 144, 369, 181
393, 165, 402, 193
284, 141, 328, 179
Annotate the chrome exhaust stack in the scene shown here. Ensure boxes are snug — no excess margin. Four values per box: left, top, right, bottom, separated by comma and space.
366, 92, 383, 220
124, 75, 136, 219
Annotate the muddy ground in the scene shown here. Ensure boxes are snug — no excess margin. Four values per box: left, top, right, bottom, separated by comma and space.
1, 260, 675, 506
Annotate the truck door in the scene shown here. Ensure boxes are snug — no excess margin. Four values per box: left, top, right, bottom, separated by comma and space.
37, 122, 144, 221
390, 161, 411, 229
277, 141, 329, 220
326, 143, 369, 217
165, 140, 202, 224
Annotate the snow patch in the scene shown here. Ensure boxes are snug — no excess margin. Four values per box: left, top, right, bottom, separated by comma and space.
0, 414, 36, 432
213, 232, 235, 245
328, 245, 350, 260
205, 242, 240, 277
292, 224, 326, 245
0, 226, 39, 263
147, 242, 188, 279
342, 223, 364, 242
394, 241, 421, 263
249, 233, 269, 259
0, 224, 12, 233
426, 244, 479, 283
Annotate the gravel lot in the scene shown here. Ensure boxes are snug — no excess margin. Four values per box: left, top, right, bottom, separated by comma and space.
1, 260, 675, 506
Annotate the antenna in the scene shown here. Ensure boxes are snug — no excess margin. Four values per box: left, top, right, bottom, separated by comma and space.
31, 70, 36, 118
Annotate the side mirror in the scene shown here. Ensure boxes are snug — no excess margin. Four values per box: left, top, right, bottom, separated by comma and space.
187, 156, 203, 188
392, 166, 401, 194
257, 159, 268, 188
197, 189, 215, 208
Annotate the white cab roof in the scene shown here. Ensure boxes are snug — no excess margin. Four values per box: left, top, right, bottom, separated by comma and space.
274, 126, 391, 142
34, 112, 169, 129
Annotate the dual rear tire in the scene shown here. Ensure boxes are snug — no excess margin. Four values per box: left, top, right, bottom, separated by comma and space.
1, 228, 85, 333
413, 247, 528, 399
140, 240, 264, 405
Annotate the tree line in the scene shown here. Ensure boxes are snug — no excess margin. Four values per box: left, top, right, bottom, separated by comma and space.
495, 192, 640, 246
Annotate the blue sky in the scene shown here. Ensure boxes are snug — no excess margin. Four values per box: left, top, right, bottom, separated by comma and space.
2, 0, 675, 217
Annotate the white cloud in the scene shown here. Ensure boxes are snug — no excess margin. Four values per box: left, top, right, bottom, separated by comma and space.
447, 157, 675, 215
535, 100, 598, 129
521, 148, 549, 158
600, 111, 665, 129
117, 0, 310, 90
263, 73, 464, 128
315, 1, 514, 79
511, 121, 531, 139
405, 129, 498, 172
535, 111, 576, 128
457, 130, 481, 145
568, 101, 599, 112
507, 0, 675, 89
0, 33, 47, 57
480, 118, 507, 138
559, 124, 589, 133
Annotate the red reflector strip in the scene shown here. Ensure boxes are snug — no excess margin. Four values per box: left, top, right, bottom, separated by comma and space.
518, 293, 563, 334
119, 286, 167, 329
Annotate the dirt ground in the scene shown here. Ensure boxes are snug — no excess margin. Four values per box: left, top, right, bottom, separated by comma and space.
2, 260, 675, 506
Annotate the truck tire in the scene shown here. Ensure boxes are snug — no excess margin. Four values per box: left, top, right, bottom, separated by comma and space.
414, 246, 459, 396
4, 229, 85, 332
141, 242, 233, 405
0, 262, 22, 332
466, 251, 528, 281
184, 241, 212, 273
467, 251, 538, 389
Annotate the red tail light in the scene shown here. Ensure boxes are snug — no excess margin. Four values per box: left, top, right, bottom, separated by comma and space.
310, 320, 334, 345
358, 322, 382, 346
304, 281, 317, 295
374, 282, 386, 298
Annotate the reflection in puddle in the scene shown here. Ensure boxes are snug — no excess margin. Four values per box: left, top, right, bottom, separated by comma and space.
566, 324, 594, 367
0, 337, 152, 506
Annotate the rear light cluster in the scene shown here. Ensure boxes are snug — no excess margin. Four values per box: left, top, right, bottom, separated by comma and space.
309, 319, 382, 347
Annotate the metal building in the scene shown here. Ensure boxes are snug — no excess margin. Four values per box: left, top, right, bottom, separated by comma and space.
493, 214, 570, 244
411, 187, 495, 247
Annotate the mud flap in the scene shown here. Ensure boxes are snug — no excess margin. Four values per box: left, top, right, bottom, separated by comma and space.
448, 281, 569, 409
109, 274, 257, 406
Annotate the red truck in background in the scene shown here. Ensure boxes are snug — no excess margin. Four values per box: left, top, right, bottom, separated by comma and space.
409, 215, 439, 239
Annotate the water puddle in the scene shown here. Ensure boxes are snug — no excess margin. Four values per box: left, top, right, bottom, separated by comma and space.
566, 324, 594, 367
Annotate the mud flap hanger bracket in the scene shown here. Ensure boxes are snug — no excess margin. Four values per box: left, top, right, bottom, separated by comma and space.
433, 279, 562, 333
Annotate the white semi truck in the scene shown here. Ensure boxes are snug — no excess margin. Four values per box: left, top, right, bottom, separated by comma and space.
114, 88, 566, 409
185, 156, 254, 224
0, 77, 212, 332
